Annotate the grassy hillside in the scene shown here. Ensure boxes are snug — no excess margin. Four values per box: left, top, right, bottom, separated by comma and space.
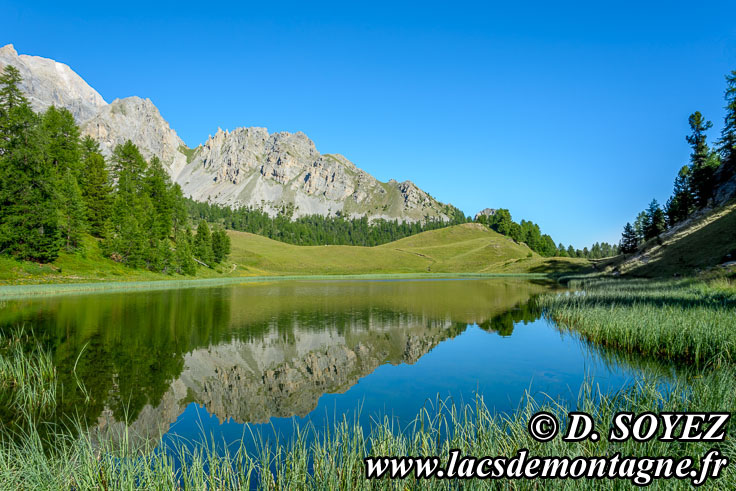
0, 223, 588, 286
599, 202, 736, 278
230, 223, 588, 275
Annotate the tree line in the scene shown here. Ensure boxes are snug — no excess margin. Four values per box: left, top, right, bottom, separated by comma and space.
475, 209, 618, 258
0, 66, 229, 273
186, 199, 469, 247
619, 70, 736, 254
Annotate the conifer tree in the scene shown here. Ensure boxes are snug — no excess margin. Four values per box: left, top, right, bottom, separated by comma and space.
0, 65, 25, 113
0, 67, 61, 261
58, 168, 87, 250
644, 199, 666, 240
145, 156, 174, 240
194, 220, 213, 266
719, 70, 736, 176
633, 211, 648, 242
620, 223, 638, 254
664, 165, 693, 226
79, 137, 111, 237
102, 142, 150, 267
42, 106, 81, 176
686, 111, 719, 207
175, 229, 197, 275
211, 226, 231, 263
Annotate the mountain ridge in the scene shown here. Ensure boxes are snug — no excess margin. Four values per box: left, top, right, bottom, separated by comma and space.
0, 44, 458, 223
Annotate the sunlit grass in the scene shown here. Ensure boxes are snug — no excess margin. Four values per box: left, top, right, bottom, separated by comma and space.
539, 278, 736, 365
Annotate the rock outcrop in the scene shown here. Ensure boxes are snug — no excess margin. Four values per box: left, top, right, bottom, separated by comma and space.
2, 44, 456, 223
81, 97, 188, 177
0, 44, 106, 122
474, 208, 497, 220
177, 127, 452, 221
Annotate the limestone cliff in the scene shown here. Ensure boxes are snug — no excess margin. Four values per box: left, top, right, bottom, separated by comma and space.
2, 44, 456, 223
81, 97, 188, 177
178, 127, 453, 221
0, 44, 106, 121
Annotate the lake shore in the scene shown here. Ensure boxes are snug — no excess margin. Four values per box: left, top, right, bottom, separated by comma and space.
0, 272, 553, 299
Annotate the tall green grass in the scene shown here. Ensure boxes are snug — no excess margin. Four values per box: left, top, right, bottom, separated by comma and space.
0, 335, 735, 489
539, 278, 736, 365
0, 327, 56, 422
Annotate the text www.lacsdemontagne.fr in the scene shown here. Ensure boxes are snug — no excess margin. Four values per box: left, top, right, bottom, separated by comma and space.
364, 449, 728, 486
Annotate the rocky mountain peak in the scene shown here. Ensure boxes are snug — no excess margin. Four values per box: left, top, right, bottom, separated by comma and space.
81, 96, 188, 177
0, 44, 107, 122
0, 44, 18, 57
4, 44, 457, 223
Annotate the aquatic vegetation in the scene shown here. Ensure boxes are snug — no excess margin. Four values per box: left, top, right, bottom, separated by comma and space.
539, 278, 736, 365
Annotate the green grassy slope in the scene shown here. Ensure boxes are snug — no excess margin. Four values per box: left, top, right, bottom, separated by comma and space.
604, 202, 736, 277
0, 223, 589, 285
230, 222, 588, 275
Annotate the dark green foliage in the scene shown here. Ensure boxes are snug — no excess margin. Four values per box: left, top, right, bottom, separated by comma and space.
79, 137, 111, 237
0, 68, 61, 262
643, 199, 666, 241
41, 106, 81, 176
718, 70, 736, 175
686, 111, 719, 207
145, 156, 174, 240
619, 223, 638, 254
102, 141, 198, 273
57, 168, 87, 250
211, 226, 231, 264
194, 220, 213, 266
0, 65, 25, 113
102, 142, 151, 268
175, 230, 198, 275
476, 209, 560, 257
633, 211, 648, 243
187, 199, 468, 247
665, 166, 693, 226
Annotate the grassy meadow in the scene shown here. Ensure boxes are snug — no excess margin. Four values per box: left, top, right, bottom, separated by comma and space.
0, 223, 589, 287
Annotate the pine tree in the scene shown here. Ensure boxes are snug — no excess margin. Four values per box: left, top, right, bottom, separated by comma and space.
718, 70, 736, 176
42, 106, 81, 176
58, 169, 87, 250
102, 142, 150, 267
665, 165, 693, 226
644, 199, 666, 240
79, 137, 111, 237
0, 65, 26, 113
170, 183, 188, 238
194, 220, 213, 266
633, 211, 649, 242
175, 232, 197, 275
620, 223, 639, 254
145, 156, 174, 240
686, 111, 718, 207
211, 226, 231, 263
0, 67, 61, 262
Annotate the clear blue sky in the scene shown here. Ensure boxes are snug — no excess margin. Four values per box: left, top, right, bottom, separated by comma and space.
3, 1, 736, 248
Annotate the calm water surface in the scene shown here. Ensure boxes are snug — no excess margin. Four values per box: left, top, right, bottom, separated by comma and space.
0, 278, 672, 448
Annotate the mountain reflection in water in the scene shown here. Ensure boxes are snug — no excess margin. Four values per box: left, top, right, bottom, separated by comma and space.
0, 278, 665, 447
